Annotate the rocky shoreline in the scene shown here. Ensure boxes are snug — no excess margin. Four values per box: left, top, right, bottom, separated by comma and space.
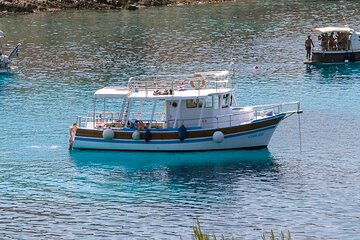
0, 0, 227, 14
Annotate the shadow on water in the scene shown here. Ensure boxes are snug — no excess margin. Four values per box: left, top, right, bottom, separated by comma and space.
69, 149, 279, 194
66, 150, 280, 205
70, 148, 276, 173
0, 73, 15, 87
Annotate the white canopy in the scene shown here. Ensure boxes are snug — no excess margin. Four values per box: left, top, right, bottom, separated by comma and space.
94, 86, 232, 100
94, 87, 129, 98
0, 31, 4, 38
95, 70, 232, 99
311, 26, 353, 33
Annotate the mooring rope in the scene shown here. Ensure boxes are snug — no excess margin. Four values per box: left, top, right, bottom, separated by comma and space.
298, 113, 302, 152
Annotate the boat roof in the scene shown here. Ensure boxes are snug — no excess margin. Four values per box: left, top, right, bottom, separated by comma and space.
94, 87, 233, 100
94, 70, 233, 100
94, 87, 128, 98
311, 26, 353, 33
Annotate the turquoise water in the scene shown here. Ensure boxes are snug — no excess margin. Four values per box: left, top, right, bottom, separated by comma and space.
1, 1, 360, 239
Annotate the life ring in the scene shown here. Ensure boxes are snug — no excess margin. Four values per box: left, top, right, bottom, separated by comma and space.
190, 74, 206, 90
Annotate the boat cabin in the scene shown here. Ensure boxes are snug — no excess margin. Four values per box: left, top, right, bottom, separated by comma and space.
78, 71, 255, 131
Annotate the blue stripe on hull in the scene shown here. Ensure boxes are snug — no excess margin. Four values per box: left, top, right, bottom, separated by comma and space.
74, 125, 277, 145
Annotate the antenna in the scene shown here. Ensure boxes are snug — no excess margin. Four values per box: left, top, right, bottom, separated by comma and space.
229, 60, 236, 89
298, 113, 302, 152
228, 60, 238, 106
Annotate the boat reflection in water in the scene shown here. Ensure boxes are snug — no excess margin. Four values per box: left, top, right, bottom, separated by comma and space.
305, 61, 360, 83
70, 148, 276, 174
69, 149, 280, 227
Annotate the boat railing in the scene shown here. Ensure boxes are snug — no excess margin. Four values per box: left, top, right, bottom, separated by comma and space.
172, 111, 253, 129
241, 101, 301, 120
77, 114, 116, 129
76, 102, 301, 130
174, 101, 302, 128
250, 101, 301, 117
76, 112, 164, 129
128, 71, 230, 96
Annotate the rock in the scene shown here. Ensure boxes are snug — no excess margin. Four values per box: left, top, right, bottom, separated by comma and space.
0, 0, 224, 14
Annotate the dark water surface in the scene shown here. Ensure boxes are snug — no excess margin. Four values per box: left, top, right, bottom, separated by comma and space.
1, 1, 360, 239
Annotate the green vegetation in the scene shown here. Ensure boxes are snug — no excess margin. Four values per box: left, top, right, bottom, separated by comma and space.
191, 219, 230, 240
262, 230, 291, 240
186, 219, 292, 240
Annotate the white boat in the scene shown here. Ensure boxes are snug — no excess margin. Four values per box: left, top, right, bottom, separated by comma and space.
306, 26, 360, 64
0, 30, 21, 73
70, 70, 302, 151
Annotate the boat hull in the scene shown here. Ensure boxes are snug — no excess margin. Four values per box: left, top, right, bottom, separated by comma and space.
72, 114, 284, 151
0, 67, 12, 74
311, 50, 360, 63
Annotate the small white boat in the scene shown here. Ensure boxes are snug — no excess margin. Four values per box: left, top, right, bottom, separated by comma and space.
306, 26, 360, 64
0, 30, 21, 73
70, 70, 302, 151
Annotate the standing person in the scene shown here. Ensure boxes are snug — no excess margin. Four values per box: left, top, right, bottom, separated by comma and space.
328, 32, 336, 50
68, 122, 78, 150
305, 35, 315, 60
336, 32, 344, 50
323, 33, 329, 50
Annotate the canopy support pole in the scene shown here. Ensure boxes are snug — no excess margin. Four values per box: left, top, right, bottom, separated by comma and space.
173, 100, 182, 128
149, 100, 158, 129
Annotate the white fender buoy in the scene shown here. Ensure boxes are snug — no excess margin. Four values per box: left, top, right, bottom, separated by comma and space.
103, 128, 114, 140
132, 130, 140, 140
212, 131, 224, 143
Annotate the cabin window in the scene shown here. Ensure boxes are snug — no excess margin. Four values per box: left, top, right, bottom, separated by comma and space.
222, 94, 229, 108
186, 99, 198, 108
213, 95, 219, 109
205, 97, 212, 108
186, 99, 205, 108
